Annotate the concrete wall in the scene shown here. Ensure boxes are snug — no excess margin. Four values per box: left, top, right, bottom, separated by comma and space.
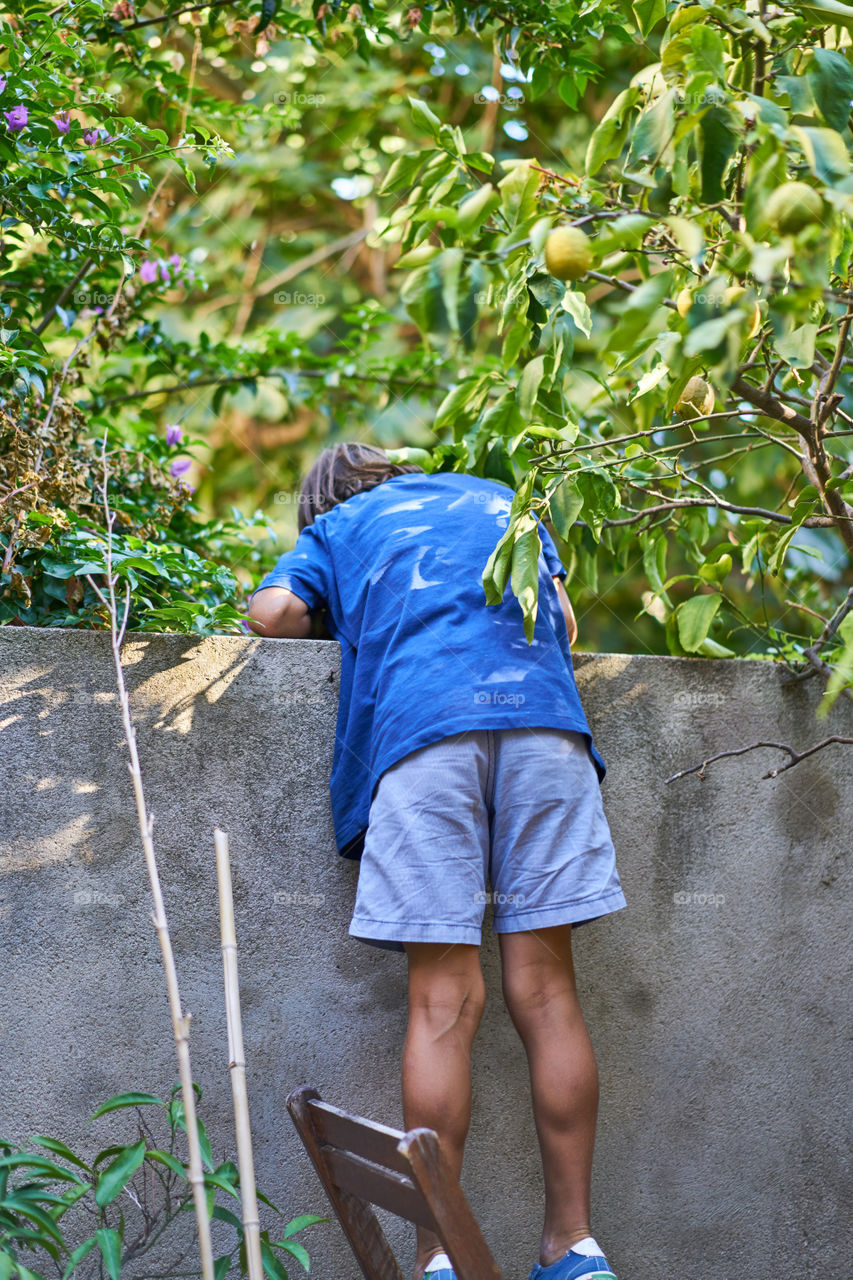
1, 627, 851, 1280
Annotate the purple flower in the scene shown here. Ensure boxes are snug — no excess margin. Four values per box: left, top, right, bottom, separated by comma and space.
170, 457, 192, 477
53, 112, 71, 134
158, 260, 170, 282
83, 128, 100, 145
165, 423, 183, 446
4, 105, 28, 133
139, 260, 158, 284
0, 77, 8, 94
169, 253, 181, 267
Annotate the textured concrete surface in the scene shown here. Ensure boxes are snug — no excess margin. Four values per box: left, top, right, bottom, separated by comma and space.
1, 627, 851, 1280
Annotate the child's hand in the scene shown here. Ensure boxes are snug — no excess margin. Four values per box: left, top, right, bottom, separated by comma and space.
553, 576, 578, 646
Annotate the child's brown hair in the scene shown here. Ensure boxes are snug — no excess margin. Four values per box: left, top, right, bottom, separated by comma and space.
297, 442, 423, 532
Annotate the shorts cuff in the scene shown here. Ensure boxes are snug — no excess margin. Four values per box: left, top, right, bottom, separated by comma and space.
493, 888, 627, 933
348, 917, 482, 950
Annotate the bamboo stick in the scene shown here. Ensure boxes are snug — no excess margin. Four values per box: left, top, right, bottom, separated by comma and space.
86, 438, 215, 1280
214, 828, 264, 1280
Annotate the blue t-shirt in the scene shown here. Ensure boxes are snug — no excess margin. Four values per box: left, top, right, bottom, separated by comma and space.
254, 471, 606, 858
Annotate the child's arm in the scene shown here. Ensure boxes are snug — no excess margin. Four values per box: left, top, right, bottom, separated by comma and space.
247, 586, 312, 639
553, 576, 578, 646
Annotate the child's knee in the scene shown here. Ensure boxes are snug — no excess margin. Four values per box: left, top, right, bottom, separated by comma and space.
408, 958, 486, 1037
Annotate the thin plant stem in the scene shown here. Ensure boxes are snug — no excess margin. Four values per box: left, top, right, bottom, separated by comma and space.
86, 435, 215, 1280
214, 828, 263, 1280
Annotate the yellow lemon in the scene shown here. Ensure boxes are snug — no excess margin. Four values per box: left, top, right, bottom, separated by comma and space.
676, 287, 694, 318
765, 181, 825, 235
544, 226, 594, 281
675, 375, 715, 420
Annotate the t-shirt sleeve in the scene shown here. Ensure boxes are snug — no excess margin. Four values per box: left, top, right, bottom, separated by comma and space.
538, 522, 566, 577
251, 523, 329, 612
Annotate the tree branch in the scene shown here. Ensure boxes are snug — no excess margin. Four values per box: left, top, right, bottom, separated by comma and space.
666, 735, 853, 783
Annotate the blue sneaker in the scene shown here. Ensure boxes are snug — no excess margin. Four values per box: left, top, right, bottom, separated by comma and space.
527, 1237, 617, 1280
423, 1251, 457, 1280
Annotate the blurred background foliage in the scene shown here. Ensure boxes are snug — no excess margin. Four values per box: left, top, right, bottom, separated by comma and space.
1, 0, 852, 716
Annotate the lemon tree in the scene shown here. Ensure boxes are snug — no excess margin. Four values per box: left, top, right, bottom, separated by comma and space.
374, 1, 853, 720
2, 0, 852, 728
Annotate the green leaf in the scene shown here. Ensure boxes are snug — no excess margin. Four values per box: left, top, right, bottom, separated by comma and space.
632, 0, 666, 37
560, 291, 592, 338
517, 355, 545, 418
818, 612, 853, 715
94, 1141, 146, 1208
379, 151, 428, 194
605, 271, 673, 355
144, 1150, 186, 1179
793, 0, 853, 32
408, 95, 441, 138
791, 125, 851, 183
0, 1156, 84, 1185
585, 87, 641, 175
677, 594, 722, 651
30, 1138, 90, 1172
776, 322, 818, 369
510, 524, 542, 643
809, 48, 853, 130
61, 1237, 98, 1280
699, 106, 740, 203
280, 1214, 328, 1238
434, 378, 490, 434
626, 88, 677, 170
94, 1229, 122, 1280
456, 184, 500, 234
89, 1094, 164, 1120
272, 1242, 309, 1273
203, 1172, 242, 1202
548, 477, 584, 540
260, 1240, 290, 1280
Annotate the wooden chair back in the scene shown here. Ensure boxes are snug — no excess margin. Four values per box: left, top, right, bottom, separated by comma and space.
285, 1085, 504, 1280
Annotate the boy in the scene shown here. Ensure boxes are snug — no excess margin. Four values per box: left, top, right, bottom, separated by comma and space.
249, 443, 625, 1280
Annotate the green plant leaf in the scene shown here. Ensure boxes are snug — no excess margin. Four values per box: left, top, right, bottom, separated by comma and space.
61, 1236, 98, 1280
30, 1139, 90, 1173
280, 1215, 328, 1238
511, 523, 542, 643
89, 1094, 164, 1120
272, 1242, 309, 1273
94, 1142, 146, 1208
94, 1229, 121, 1280
677, 594, 722, 651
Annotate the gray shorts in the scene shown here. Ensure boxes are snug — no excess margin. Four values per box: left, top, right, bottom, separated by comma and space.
349, 727, 626, 952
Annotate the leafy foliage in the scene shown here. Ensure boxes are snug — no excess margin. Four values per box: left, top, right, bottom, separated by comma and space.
0, 1085, 325, 1280
0, 0, 851, 706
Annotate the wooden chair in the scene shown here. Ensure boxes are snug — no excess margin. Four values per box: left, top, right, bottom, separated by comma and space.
285, 1085, 504, 1280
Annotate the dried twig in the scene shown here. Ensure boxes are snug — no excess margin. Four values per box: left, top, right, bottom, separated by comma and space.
85, 435, 215, 1280
666, 735, 853, 783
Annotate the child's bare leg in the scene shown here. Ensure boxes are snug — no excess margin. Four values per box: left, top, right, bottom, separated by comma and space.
402, 942, 486, 1279
499, 926, 599, 1267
